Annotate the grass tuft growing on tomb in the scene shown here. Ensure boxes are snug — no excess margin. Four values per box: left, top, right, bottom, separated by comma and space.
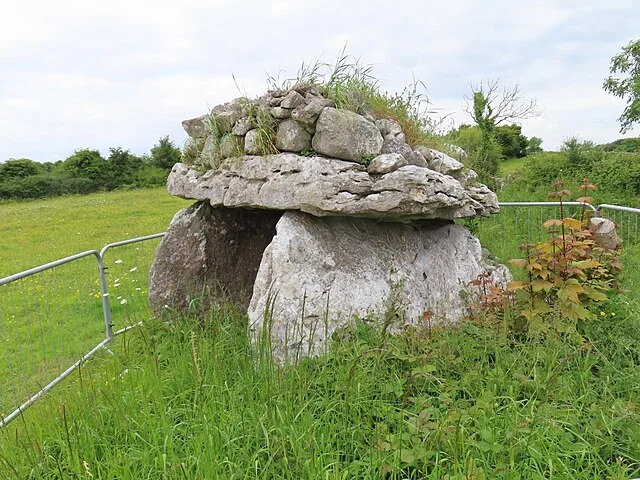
268, 47, 450, 152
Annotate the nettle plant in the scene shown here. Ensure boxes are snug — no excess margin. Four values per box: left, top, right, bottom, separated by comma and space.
507, 179, 622, 338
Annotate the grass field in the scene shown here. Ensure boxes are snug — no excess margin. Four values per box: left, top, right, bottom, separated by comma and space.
1, 188, 639, 478
0, 188, 192, 418
498, 156, 530, 177
0, 187, 191, 276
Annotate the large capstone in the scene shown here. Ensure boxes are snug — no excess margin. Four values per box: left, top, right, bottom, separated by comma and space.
167, 155, 499, 222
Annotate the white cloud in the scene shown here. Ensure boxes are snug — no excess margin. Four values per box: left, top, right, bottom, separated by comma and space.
1, 0, 639, 161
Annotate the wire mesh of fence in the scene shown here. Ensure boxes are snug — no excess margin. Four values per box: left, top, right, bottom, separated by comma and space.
100, 234, 164, 335
598, 205, 640, 292
470, 203, 640, 293
0, 252, 104, 419
0, 234, 164, 427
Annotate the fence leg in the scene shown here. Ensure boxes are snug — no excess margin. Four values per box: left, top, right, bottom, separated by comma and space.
97, 255, 113, 340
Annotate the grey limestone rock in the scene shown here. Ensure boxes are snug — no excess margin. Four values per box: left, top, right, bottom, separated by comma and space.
182, 137, 199, 164
248, 211, 510, 362
281, 90, 305, 109
312, 107, 384, 163
381, 138, 425, 167
589, 217, 621, 250
182, 114, 209, 138
367, 153, 408, 175
427, 148, 464, 175
414, 146, 435, 163
275, 119, 312, 152
244, 129, 261, 155
271, 106, 291, 119
167, 155, 499, 221
376, 118, 405, 142
219, 134, 244, 159
232, 116, 254, 136
409, 149, 430, 169
291, 97, 333, 127
148, 202, 281, 315
200, 135, 219, 168
212, 99, 244, 134
291, 82, 316, 96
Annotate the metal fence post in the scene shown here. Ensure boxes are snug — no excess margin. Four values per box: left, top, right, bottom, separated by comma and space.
97, 254, 113, 340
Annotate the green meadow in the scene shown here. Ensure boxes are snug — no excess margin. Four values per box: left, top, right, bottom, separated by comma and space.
0, 188, 192, 419
0, 187, 191, 276
0, 187, 639, 478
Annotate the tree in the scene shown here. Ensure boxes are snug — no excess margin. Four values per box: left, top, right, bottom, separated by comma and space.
601, 137, 640, 152
464, 79, 540, 129
526, 136, 544, 155
560, 136, 600, 169
603, 39, 640, 133
494, 124, 529, 158
105, 147, 143, 188
151, 136, 181, 169
62, 149, 106, 182
0, 158, 43, 179
463, 80, 540, 182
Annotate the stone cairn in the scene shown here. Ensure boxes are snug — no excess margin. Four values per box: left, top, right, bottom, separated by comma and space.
149, 82, 510, 362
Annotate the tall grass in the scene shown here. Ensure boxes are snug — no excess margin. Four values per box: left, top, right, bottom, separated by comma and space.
1, 298, 638, 478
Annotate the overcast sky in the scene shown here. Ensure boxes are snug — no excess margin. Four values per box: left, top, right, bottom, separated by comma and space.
1, 0, 639, 163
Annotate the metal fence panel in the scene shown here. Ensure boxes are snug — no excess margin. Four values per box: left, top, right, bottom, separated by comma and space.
0, 251, 104, 419
0, 234, 164, 428
471, 203, 640, 292
597, 205, 640, 292
99, 233, 165, 338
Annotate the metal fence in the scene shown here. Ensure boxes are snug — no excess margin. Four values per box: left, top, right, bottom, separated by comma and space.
471, 202, 640, 292
1, 201, 639, 428
0, 233, 164, 427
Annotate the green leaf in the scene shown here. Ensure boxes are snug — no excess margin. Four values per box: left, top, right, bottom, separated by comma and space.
558, 282, 584, 303
531, 279, 553, 292
400, 450, 416, 464
583, 285, 608, 302
573, 260, 601, 270
411, 364, 437, 375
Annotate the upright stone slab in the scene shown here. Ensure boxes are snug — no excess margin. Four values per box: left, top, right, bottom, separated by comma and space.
248, 211, 510, 362
148, 202, 281, 315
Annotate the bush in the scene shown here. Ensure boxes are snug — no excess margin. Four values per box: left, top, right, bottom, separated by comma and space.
132, 166, 170, 188
0, 174, 101, 200
499, 150, 640, 207
588, 152, 640, 201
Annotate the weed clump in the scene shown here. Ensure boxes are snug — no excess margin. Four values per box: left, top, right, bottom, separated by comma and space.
466, 179, 623, 341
